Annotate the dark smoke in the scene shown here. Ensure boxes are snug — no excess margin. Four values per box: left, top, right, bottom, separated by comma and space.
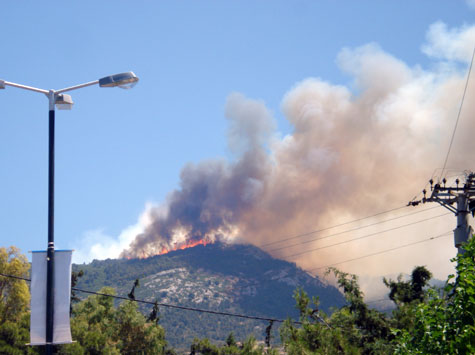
120, 93, 274, 258
120, 23, 475, 274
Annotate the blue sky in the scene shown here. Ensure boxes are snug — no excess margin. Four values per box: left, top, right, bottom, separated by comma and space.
1, 1, 474, 294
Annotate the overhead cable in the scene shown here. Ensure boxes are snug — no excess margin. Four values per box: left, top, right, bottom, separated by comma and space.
0, 272, 301, 325
309, 231, 452, 271
441, 44, 475, 178
267, 205, 441, 253
258, 205, 410, 248
283, 213, 451, 259
365, 298, 390, 305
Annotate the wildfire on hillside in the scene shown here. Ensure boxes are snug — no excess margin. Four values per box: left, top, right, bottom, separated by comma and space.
126, 238, 212, 259
119, 24, 475, 272
158, 239, 210, 256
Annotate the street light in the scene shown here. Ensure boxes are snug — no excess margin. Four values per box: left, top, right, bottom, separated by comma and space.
0, 72, 139, 353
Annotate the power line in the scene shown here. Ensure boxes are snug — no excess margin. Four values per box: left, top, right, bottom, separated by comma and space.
74, 288, 297, 324
266, 206, 441, 253
441, 44, 475, 177
0, 272, 301, 325
365, 298, 390, 305
309, 231, 452, 271
283, 213, 451, 259
258, 205, 410, 248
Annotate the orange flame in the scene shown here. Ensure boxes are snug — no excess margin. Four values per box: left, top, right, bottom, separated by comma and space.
140, 239, 211, 259
157, 239, 210, 256
124, 239, 212, 260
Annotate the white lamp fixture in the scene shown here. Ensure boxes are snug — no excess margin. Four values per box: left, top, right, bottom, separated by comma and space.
55, 94, 74, 110
99, 71, 139, 89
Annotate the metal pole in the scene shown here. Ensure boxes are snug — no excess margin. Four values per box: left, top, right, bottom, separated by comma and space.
46, 92, 56, 354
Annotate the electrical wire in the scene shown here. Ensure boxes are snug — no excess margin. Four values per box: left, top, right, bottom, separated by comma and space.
0, 225, 452, 334
1, 211, 447, 331
365, 298, 390, 305
266, 206, 441, 253
282, 213, 450, 259
308, 231, 452, 271
441, 44, 475, 178
74, 288, 297, 324
0, 272, 301, 325
259, 205, 411, 248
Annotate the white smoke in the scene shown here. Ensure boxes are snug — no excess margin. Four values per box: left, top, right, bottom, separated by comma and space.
72, 203, 156, 263
422, 22, 475, 62
78, 22, 474, 295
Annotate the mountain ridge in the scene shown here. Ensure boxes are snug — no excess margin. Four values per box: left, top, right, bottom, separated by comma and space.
73, 242, 345, 348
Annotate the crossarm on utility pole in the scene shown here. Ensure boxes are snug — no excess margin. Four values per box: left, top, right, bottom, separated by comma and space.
409, 172, 475, 254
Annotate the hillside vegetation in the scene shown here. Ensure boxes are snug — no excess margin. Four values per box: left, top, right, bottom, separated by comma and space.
1, 238, 475, 353
73, 242, 345, 347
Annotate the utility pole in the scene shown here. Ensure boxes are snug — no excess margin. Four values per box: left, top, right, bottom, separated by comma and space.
409, 171, 475, 254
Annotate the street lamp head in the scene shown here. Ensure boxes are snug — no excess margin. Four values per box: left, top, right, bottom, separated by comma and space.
55, 94, 74, 110
0, 80, 5, 89
99, 72, 139, 89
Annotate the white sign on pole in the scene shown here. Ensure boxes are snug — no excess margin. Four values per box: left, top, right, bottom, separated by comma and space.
30, 250, 73, 345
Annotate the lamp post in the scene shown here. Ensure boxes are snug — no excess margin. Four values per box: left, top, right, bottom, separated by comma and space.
0, 72, 139, 353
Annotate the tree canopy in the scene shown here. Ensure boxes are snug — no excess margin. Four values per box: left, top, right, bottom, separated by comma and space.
393, 238, 475, 354
0, 246, 33, 355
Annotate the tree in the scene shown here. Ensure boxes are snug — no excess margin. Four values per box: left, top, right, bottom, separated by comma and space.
59, 287, 170, 354
394, 237, 475, 354
280, 287, 362, 354
383, 265, 432, 331
226, 332, 237, 347
70, 269, 84, 315
190, 338, 220, 355
0, 246, 36, 355
59, 287, 120, 354
0, 246, 30, 323
329, 267, 393, 350
115, 300, 167, 353
384, 266, 432, 305
190, 335, 278, 355
281, 268, 395, 354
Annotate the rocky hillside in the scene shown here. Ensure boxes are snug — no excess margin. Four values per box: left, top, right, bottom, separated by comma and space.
73, 242, 345, 349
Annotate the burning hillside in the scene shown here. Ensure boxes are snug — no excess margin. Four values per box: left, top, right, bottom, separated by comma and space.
118, 22, 475, 268
129, 238, 211, 259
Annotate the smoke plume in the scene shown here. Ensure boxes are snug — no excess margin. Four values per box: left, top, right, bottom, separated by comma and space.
120, 22, 475, 280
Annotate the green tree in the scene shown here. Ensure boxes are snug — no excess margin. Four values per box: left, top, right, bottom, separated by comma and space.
0, 246, 37, 355
190, 338, 220, 355
394, 237, 475, 354
384, 266, 432, 305
0, 246, 30, 323
281, 268, 395, 354
59, 287, 120, 354
115, 300, 167, 354
383, 266, 432, 331
70, 269, 84, 315
280, 287, 361, 354
226, 332, 237, 347
59, 287, 170, 354
329, 267, 392, 350
190, 335, 278, 355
